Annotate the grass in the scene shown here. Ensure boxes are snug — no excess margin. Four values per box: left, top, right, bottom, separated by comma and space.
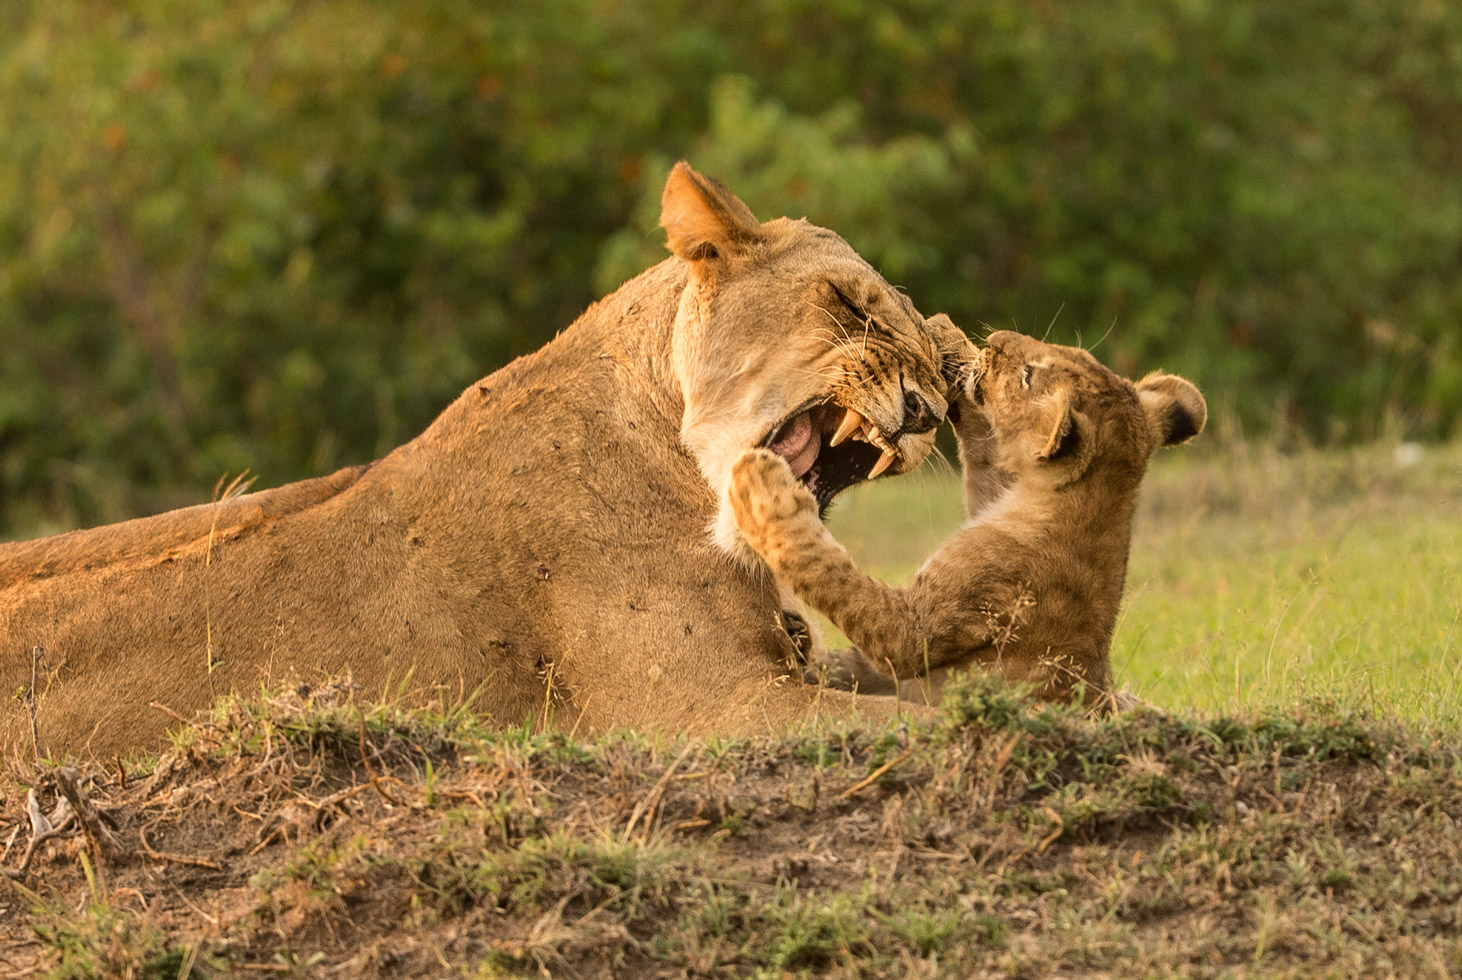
828, 437, 1462, 728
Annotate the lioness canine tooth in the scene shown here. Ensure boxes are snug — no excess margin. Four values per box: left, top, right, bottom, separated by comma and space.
830, 408, 864, 447
869, 447, 897, 479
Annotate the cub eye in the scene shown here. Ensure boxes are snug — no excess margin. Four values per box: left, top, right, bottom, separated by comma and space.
1020, 364, 1035, 389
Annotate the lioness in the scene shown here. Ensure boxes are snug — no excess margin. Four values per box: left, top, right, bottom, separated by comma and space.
729, 329, 1206, 706
1, 163, 957, 759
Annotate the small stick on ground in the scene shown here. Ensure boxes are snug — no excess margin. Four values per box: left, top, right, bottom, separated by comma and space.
358, 716, 405, 806
26, 645, 43, 761
55, 768, 130, 864
4, 823, 72, 880
624, 744, 695, 842
4, 795, 76, 881
841, 747, 914, 800
296, 782, 373, 812
147, 701, 191, 726
25, 788, 51, 837
138, 822, 223, 871
1, 823, 19, 863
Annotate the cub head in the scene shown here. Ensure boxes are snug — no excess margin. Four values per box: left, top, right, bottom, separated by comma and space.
659, 162, 958, 559
966, 330, 1206, 487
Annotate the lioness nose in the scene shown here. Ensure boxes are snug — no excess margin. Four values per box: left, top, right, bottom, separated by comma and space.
902, 391, 938, 434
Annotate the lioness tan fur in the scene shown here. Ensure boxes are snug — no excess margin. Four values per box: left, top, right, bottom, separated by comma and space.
1, 163, 956, 760
729, 329, 1207, 706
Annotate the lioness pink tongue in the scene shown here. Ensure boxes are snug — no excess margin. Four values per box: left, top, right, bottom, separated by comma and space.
770, 412, 819, 479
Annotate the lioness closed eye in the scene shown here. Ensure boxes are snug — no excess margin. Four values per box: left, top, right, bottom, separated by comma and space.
730, 328, 1207, 707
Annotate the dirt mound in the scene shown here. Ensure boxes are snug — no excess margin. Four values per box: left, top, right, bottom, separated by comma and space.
3, 678, 1457, 978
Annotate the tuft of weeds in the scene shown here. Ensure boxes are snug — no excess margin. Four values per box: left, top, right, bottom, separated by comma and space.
17, 855, 211, 979
752, 884, 874, 974
875, 901, 1004, 957
938, 670, 1040, 733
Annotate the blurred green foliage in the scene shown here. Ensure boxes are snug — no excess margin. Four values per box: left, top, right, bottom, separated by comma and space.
2, 0, 1460, 535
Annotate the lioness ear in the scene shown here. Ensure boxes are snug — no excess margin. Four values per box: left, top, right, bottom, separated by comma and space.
1036, 391, 1082, 461
1136, 373, 1207, 447
659, 161, 763, 263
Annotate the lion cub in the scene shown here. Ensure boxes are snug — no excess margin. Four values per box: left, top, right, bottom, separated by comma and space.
731, 329, 1206, 707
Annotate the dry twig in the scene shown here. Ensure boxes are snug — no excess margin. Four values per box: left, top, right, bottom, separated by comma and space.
624, 744, 694, 842
25, 789, 50, 837
357, 716, 405, 806
4, 793, 75, 882
56, 768, 130, 864
138, 822, 223, 871
26, 645, 43, 761
841, 747, 914, 799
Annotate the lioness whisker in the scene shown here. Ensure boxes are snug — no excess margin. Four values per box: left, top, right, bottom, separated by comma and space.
1088, 316, 1118, 354
1041, 302, 1065, 343
924, 444, 956, 478
806, 331, 861, 364
785, 366, 844, 383
805, 328, 860, 365
807, 304, 869, 364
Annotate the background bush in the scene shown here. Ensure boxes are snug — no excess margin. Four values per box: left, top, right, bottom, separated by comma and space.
2, 0, 1460, 536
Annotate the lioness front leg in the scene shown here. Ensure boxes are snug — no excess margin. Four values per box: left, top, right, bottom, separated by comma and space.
730, 449, 926, 680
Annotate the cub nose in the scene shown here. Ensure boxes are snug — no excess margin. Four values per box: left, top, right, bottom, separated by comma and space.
902, 390, 939, 435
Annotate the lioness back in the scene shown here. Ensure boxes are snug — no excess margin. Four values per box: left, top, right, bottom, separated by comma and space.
0, 466, 369, 592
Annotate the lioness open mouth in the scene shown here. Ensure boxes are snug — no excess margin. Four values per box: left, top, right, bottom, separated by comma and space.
761, 402, 895, 514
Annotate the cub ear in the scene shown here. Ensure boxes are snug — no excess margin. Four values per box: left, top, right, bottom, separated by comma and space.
1035, 391, 1083, 461
659, 161, 763, 263
1136, 373, 1207, 447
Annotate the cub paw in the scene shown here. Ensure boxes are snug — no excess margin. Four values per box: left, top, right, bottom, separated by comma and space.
730, 448, 817, 539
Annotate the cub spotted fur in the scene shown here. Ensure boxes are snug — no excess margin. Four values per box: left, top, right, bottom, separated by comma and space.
1, 163, 955, 759
730, 329, 1206, 706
